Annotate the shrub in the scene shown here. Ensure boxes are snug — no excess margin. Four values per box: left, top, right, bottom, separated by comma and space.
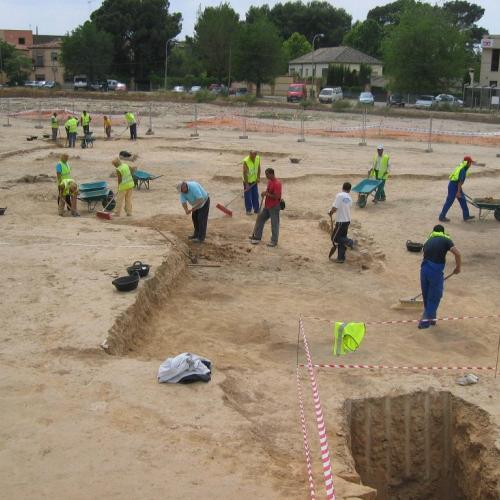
195, 90, 217, 103
332, 100, 352, 111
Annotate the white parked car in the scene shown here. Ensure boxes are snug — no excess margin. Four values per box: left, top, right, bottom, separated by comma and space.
319, 87, 343, 104
172, 85, 185, 93
190, 85, 202, 93
116, 82, 127, 92
415, 95, 436, 109
358, 91, 374, 105
435, 94, 463, 107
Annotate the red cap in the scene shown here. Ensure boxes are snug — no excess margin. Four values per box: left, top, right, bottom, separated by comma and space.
464, 155, 474, 163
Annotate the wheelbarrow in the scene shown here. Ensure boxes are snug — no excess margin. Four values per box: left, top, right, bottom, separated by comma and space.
78, 187, 112, 211
464, 194, 500, 221
352, 178, 383, 208
79, 181, 108, 192
133, 170, 163, 190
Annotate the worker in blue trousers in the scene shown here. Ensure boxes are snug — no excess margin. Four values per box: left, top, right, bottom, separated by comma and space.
418, 225, 461, 329
439, 156, 476, 222
242, 150, 261, 215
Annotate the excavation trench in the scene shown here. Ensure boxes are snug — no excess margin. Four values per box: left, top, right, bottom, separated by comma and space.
346, 390, 500, 500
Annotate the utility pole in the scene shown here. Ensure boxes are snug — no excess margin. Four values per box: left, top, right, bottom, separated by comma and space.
164, 38, 176, 90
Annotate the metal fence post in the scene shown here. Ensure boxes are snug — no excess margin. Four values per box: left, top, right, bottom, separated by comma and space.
35, 100, 43, 129
3, 99, 12, 127
190, 104, 199, 138
425, 113, 433, 153
358, 107, 367, 146
239, 104, 248, 139
297, 110, 305, 142
146, 102, 154, 135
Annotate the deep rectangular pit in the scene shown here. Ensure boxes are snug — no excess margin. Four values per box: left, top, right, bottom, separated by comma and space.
346, 391, 499, 500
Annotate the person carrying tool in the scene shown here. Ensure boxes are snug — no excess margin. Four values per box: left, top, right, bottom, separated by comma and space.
112, 158, 134, 217
242, 150, 261, 215
103, 115, 112, 139
368, 145, 390, 202
177, 181, 210, 243
418, 225, 461, 329
64, 115, 78, 148
250, 168, 282, 247
80, 110, 91, 135
328, 182, 356, 263
58, 178, 80, 217
51, 112, 59, 141
56, 153, 72, 213
124, 111, 137, 140
439, 156, 476, 222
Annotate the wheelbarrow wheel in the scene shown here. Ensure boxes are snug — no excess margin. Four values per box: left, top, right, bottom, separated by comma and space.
357, 194, 367, 208
494, 208, 500, 221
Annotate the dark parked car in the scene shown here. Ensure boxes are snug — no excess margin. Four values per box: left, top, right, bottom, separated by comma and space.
388, 94, 405, 107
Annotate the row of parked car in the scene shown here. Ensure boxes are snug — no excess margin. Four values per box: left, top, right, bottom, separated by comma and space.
170, 83, 248, 96
24, 80, 59, 89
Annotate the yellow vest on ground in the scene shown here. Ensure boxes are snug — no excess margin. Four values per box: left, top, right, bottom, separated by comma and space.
449, 161, 469, 182
332, 322, 366, 356
117, 163, 134, 191
125, 112, 136, 125
58, 162, 71, 184
51, 116, 59, 129
370, 154, 390, 180
81, 113, 91, 126
243, 155, 260, 183
60, 178, 76, 196
65, 117, 78, 133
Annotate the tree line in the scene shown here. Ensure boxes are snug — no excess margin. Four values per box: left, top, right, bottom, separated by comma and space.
0, 0, 489, 95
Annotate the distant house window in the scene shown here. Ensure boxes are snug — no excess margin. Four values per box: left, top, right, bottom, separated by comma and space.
492, 49, 500, 72
305, 68, 309, 77
18, 37, 25, 45
490, 81, 497, 87
51, 52, 58, 62
35, 74, 45, 81
36, 55, 44, 67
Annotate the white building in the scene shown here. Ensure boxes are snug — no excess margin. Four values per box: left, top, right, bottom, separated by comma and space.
479, 36, 500, 87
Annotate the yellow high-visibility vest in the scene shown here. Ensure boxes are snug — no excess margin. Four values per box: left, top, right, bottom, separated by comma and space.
449, 161, 469, 182
57, 161, 71, 184
117, 163, 134, 191
81, 113, 91, 126
370, 154, 390, 180
243, 155, 260, 183
333, 322, 366, 356
60, 178, 76, 196
125, 112, 136, 125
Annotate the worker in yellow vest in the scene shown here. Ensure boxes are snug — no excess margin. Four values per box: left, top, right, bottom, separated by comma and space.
64, 116, 79, 148
51, 112, 59, 141
112, 158, 134, 216
124, 111, 137, 140
58, 178, 80, 217
368, 145, 390, 201
80, 110, 91, 135
242, 150, 261, 215
103, 115, 112, 139
56, 153, 72, 213
439, 156, 475, 222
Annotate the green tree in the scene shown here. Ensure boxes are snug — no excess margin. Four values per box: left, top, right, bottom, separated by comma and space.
194, 3, 240, 82
0, 41, 32, 84
283, 32, 312, 62
442, 0, 488, 44
248, 1, 351, 47
367, 0, 416, 26
343, 19, 383, 57
234, 17, 284, 97
382, 3, 468, 93
61, 22, 113, 81
91, 0, 181, 85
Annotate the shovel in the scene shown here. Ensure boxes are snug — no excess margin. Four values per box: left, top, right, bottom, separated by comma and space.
216, 183, 254, 217
396, 272, 454, 308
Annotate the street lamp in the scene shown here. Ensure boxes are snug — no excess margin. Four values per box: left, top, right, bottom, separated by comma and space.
311, 33, 324, 99
164, 37, 176, 90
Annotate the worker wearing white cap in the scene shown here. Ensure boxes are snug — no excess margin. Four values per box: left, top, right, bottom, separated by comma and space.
368, 144, 391, 202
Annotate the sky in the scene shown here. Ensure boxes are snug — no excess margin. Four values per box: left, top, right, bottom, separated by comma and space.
0, 0, 498, 38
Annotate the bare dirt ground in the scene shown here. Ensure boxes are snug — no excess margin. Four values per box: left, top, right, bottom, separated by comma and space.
0, 98, 499, 499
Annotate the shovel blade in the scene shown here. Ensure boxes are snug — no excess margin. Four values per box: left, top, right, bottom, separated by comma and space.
216, 203, 233, 217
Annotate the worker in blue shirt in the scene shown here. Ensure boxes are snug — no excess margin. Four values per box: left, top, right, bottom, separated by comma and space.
439, 156, 475, 222
418, 225, 461, 329
177, 180, 210, 243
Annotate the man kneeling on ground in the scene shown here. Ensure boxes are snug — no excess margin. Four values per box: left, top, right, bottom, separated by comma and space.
58, 179, 80, 217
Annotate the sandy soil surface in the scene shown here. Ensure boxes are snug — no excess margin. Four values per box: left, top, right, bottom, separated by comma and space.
0, 98, 499, 499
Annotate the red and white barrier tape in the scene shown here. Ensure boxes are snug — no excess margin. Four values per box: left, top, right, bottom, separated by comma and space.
303, 314, 500, 326
296, 367, 317, 499
300, 363, 494, 371
299, 317, 336, 500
